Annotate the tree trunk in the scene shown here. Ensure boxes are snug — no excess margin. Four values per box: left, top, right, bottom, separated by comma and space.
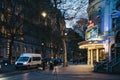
63, 38, 68, 67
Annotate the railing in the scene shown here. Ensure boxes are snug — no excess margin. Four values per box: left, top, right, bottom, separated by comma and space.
107, 55, 120, 72
94, 59, 108, 72
94, 55, 120, 73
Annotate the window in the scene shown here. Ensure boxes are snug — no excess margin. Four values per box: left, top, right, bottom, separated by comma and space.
33, 57, 41, 61
23, 47, 27, 53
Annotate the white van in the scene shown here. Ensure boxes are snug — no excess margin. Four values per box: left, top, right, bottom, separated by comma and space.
15, 53, 42, 69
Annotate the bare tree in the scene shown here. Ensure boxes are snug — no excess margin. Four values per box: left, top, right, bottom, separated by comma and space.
56, 0, 88, 20
51, 0, 88, 30
0, 0, 24, 64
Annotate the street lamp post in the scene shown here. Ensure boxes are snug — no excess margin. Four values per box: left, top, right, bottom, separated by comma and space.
50, 43, 53, 59
63, 32, 68, 67
41, 42, 44, 58
41, 11, 47, 26
41, 12, 47, 58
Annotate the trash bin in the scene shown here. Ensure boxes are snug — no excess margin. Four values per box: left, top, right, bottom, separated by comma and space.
49, 62, 54, 70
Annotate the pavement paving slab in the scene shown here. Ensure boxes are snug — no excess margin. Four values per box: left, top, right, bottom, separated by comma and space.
0, 63, 120, 80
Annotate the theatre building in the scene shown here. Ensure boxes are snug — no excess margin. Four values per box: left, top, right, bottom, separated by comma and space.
78, 0, 120, 66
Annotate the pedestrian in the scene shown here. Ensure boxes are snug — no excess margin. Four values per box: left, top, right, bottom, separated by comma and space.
54, 59, 58, 66
49, 60, 54, 70
42, 61, 45, 70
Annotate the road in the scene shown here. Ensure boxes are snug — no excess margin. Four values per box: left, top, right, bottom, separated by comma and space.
0, 64, 120, 80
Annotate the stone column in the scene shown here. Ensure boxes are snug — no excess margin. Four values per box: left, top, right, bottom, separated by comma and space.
96, 49, 99, 62
91, 50, 93, 65
87, 50, 91, 65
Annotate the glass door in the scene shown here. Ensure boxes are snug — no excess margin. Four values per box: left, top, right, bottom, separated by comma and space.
99, 48, 105, 61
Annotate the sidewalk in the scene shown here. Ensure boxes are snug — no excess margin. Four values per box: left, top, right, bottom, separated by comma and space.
44, 64, 93, 74
1, 63, 120, 80
43, 64, 120, 80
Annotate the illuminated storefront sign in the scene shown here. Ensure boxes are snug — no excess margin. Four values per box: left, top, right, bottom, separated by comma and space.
85, 26, 98, 40
87, 20, 95, 28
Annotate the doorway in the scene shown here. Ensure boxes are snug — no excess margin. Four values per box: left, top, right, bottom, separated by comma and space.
99, 48, 105, 61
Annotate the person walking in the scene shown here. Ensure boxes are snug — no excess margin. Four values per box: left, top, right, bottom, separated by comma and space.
49, 60, 54, 70
42, 61, 46, 70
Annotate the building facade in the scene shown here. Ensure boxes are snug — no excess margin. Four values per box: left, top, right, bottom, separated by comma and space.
0, 35, 41, 63
0, 0, 50, 62
78, 0, 120, 66
0, 0, 66, 63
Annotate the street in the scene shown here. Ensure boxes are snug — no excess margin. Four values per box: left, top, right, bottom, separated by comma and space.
0, 64, 120, 80
0, 0, 120, 80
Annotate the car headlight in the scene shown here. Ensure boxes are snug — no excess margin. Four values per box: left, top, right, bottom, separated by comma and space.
15, 62, 17, 65
23, 62, 27, 65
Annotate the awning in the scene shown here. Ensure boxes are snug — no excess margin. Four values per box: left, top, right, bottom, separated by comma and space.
78, 40, 104, 49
